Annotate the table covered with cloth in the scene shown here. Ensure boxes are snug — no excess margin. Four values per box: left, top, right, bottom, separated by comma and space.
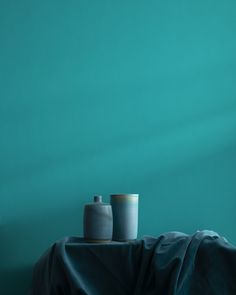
30, 230, 236, 295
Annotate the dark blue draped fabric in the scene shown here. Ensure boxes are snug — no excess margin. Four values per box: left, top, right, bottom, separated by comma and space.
30, 231, 236, 295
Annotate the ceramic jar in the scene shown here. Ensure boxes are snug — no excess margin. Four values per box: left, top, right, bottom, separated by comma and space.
110, 194, 139, 241
83, 195, 113, 242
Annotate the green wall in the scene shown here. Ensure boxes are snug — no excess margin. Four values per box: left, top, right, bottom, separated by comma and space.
1, 0, 236, 294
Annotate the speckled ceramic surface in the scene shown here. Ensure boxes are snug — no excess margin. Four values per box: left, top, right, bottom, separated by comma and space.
111, 194, 139, 241
83, 196, 113, 242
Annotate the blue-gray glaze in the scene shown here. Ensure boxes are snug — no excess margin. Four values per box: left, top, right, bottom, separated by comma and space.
111, 194, 139, 241
83, 195, 113, 242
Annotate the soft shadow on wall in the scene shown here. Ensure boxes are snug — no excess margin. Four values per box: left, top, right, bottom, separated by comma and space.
0, 201, 85, 294
0, 266, 32, 295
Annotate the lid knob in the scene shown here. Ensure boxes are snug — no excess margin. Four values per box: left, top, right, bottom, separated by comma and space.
94, 195, 102, 203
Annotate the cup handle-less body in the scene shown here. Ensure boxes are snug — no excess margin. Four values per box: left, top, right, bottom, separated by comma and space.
110, 194, 139, 241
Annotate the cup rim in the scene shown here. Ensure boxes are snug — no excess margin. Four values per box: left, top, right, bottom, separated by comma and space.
110, 194, 139, 197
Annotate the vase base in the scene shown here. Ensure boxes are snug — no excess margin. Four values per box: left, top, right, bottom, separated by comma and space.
84, 238, 112, 243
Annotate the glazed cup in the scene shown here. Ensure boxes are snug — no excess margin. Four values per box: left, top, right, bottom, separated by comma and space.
110, 194, 139, 241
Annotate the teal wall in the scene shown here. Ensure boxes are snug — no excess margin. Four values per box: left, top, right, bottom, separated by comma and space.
1, 0, 236, 294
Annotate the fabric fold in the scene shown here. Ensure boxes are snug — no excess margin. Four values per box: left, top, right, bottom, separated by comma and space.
30, 231, 236, 295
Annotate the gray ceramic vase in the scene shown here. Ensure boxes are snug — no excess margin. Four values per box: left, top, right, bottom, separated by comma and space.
110, 194, 139, 241
83, 195, 113, 242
